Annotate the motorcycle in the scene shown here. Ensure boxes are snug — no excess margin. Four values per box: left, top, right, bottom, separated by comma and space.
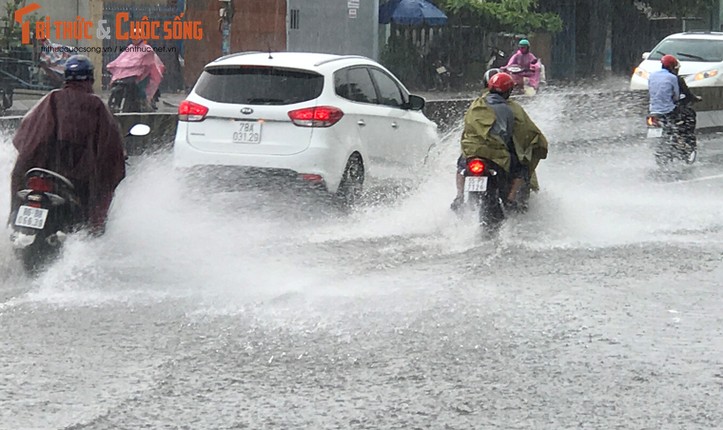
8, 124, 151, 274
486, 47, 508, 70
646, 99, 698, 167
9, 168, 83, 274
430, 59, 463, 91
503, 59, 544, 96
462, 157, 529, 231
106, 43, 165, 113
108, 77, 160, 113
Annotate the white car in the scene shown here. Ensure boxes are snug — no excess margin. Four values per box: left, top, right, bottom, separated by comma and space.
173, 51, 438, 204
630, 31, 723, 90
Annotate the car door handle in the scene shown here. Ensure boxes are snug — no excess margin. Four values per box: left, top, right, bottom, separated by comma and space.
391, 122, 398, 128
357, 120, 366, 126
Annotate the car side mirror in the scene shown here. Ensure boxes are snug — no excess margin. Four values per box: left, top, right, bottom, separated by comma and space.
128, 123, 150, 137
406, 94, 425, 111
642, 52, 650, 60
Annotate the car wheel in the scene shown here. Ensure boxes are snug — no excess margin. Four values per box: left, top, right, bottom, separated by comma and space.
335, 153, 364, 209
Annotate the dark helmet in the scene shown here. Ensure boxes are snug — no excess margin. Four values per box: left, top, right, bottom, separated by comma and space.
64, 55, 94, 81
482, 68, 501, 88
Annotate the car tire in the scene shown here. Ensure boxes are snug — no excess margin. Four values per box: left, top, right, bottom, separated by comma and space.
335, 153, 364, 209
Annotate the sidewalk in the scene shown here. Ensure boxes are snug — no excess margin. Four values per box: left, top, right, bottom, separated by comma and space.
3, 87, 474, 117
3, 89, 188, 117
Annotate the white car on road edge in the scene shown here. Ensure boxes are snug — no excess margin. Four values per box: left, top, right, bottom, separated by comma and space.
630, 31, 723, 90
173, 51, 439, 205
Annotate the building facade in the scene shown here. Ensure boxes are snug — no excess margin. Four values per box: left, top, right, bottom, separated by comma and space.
286, 0, 380, 60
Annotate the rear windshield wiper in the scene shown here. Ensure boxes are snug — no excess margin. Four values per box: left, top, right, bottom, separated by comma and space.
677, 52, 706, 61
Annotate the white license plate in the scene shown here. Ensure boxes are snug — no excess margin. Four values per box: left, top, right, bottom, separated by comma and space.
464, 176, 488, 192
14, 205, 49, 230
647, 128, 663, 138
232, 122, 262, 144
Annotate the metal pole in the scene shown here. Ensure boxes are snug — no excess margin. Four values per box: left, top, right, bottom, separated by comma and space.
220, 0, 234, 56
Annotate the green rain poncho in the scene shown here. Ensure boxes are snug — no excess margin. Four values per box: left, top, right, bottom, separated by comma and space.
460, 93, 548, 190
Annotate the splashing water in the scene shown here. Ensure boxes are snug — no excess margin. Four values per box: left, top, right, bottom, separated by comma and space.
0, 88, 721, 309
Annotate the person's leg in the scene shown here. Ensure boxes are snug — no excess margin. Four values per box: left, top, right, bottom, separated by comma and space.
451, 155, 466, 211
455, 172, 465, 198
506, 163, 529, 205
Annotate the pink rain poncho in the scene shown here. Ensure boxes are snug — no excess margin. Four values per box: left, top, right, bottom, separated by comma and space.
106, 42, 165, 101
504, 49, 541, 90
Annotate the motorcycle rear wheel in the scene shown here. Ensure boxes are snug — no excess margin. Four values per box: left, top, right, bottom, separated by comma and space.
16, 239, 62, 275
468, 189, 504, 232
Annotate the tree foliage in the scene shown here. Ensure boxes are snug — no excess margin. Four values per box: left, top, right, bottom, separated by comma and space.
437, 0, 563, 33
638, 0, 717, 17
1, 0, 40, 50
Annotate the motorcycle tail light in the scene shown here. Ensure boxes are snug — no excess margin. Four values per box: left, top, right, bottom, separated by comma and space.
646, 116, 659, 127
467, 159, 485, 175
26, 176, 53, 193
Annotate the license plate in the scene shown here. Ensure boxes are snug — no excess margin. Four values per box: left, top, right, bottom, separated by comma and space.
464, 176, 488, 192
232, 122, 262, 144
14, 205, 49, 230
647, 128, 663, 138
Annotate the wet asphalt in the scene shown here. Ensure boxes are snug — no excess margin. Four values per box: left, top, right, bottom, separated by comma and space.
0, 89, 721, 429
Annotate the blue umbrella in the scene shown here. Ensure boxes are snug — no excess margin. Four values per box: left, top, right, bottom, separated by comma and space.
379, 0, 448, 26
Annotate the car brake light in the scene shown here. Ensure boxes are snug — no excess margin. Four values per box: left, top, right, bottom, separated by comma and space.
467, 159, 485, 175
288, 106, 344, 127
26, 176, 52, 193
178, 100, 209, 121
300, 174, 324, 183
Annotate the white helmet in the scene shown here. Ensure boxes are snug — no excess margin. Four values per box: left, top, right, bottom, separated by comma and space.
483, 68, 501, 88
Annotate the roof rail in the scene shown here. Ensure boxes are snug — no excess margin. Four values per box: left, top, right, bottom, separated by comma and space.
212, 51, 263, 63
314, 55, 373, 67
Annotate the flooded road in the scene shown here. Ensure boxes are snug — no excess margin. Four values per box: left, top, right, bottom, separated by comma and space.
1, 91, 722, 429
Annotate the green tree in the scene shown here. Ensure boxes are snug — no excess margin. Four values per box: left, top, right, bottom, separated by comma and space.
438, 0, 563, 33
639, 0, 717, 16
1, 0, 40, 50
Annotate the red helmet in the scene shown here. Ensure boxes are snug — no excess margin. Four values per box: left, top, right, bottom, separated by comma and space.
488, 72, 515, 93
661, 55, 679, 70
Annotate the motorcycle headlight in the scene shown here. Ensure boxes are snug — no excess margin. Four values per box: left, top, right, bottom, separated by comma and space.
693, 69, 719, 81
634, 68, 649, 80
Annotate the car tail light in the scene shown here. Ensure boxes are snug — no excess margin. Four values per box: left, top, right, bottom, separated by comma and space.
467, 159, 485, 175
26, 176, 52, 193
300, 174, 324, 183
288, 106, 343, 127
178, 100, 209, 122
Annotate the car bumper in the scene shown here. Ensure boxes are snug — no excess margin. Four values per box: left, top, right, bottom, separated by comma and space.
172, 126, 345, 193
630, 74, 648, 90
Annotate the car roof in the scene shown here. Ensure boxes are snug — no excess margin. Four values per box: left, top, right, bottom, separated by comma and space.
664, 31, 723, 40
205, 51, 379, 72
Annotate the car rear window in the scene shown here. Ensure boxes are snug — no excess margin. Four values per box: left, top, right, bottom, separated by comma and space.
648, 39, 723, 62
194, 66, 324, 105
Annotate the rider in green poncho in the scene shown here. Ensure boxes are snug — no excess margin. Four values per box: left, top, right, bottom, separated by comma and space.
451, 69, 549, 211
